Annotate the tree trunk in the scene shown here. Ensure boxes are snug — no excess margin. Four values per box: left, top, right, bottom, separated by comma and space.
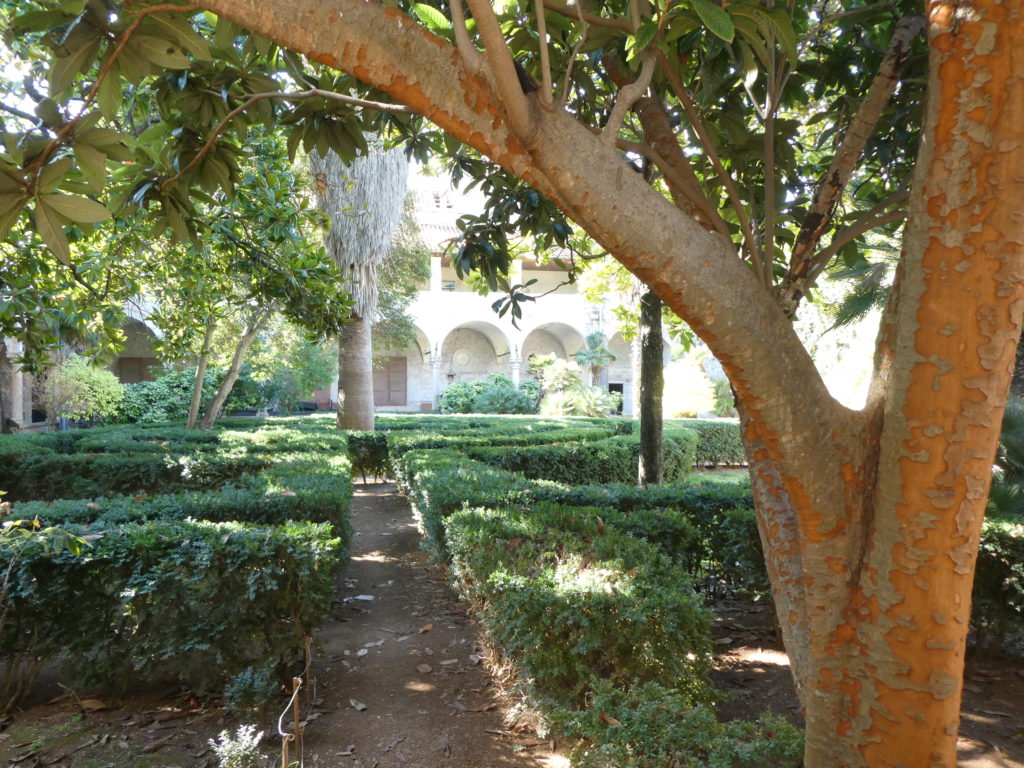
199, 313, 269, 430
192, 1, 1024, 762
186, 319, 216, 430
638, 290, 663, 486
337, 313, 374, 431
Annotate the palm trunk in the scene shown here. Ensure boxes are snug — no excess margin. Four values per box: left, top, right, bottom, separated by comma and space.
186, 318, 217, 430
337, 313, 374, 431
199, 312, 269, 430
638, 289, 664, 486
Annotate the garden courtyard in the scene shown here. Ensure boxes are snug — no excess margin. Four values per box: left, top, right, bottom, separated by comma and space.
0, 414, 1021, 767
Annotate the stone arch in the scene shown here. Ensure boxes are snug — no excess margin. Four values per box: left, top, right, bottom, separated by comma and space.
521, 322, 586, 376
440, 321, 512, 384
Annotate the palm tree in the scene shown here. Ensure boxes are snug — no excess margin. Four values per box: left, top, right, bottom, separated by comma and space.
310, 146, 408, 430
574, 331, 616, 386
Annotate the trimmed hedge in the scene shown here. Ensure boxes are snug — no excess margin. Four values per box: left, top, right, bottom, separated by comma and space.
445, 504, 713, 703
1, 520, 341, 701
0, 451, 271, 502
0, 420, 354, 711
465, 430, 698, 485
675, 419, 746, 467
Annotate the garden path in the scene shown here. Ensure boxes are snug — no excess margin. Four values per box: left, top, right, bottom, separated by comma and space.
304, 482, 565, 768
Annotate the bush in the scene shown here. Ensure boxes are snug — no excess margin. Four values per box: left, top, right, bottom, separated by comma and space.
114, 367, 222, 424
0, 421, 353, 712
0, 519, 342, 700
466, 430, 697, 485
439, 380, 484, 413
472, 383, 535, 414
539, 386, 621, 417
445, 505, 713, 703
553, 681, 803, 768
680, 419, 746, 466
35, 355, 125, 426
440, 374, 539, 414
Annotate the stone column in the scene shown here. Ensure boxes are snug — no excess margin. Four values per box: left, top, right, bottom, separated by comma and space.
431, 354, 443, 408
511, 258, 523, 287
430, 255, 442, 293
509, 357, 522, 387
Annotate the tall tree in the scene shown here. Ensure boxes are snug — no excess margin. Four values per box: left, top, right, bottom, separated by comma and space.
637, 290, 664, 486
4, 2, 1023, 764
310, 146, 408, 430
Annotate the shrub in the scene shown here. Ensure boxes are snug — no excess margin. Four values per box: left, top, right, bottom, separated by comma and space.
35, 355, 125, 427
680, 419, 746, 466
539, 386, 621, 417
552, 681, 803, 768
0, 519, 342, 700
466, 430, 697, 485
445, 505, 713, 703
114, 367, 222, 424
439, 380, 484, 413
472, 383, 536, 414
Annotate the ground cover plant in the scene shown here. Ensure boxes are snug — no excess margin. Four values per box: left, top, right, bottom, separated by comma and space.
0, 419, 352, 714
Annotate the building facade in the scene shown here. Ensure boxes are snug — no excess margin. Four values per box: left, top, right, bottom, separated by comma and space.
337, 171, 649, 415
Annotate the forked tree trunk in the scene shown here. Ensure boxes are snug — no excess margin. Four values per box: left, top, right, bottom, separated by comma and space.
193, 1, 1024, 763
186, 319, 216, 430
337, 313, 374, 431
199, 313, 270, 430
638, 289, 663, 486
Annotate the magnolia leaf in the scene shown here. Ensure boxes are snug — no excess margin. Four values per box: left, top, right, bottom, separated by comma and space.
49, 37, 100, 95
39, 193, 111, 224
739, 41, 758, 88
12, 8, 67, 30
37, 157, 73, 194
766, 8, 798, 62
628, 19, 658, 57
74, 143, 107, 192
34, 199, 71, 264
413, 3, 451, 30
147, 13, 212, 60
135, 35, 192, 70
690, 0, 734, 43
97, 65, 123, 120
0, 194, 29, 239
0, 170, 25, 195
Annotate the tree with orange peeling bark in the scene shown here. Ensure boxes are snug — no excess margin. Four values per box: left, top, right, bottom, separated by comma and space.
4, 0, 1024, 765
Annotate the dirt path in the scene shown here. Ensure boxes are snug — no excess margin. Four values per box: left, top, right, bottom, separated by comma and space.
304, 483, 564, 768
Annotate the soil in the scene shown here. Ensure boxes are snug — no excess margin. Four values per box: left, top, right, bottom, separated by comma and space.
1, 482, 1021, 767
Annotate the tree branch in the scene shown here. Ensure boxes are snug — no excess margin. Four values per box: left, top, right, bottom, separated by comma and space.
449, 0, 482, 73
465, 0, 537, 142
559, 0, 590, 104
657, 50, 762, 276
541, 0, 634, 31
804, 194, 908, 286
0, 103, 41, 124
535, 0, 554, 108
778, 15, 925, 312
602, 51, 654, 147
160, 88, 411, 191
